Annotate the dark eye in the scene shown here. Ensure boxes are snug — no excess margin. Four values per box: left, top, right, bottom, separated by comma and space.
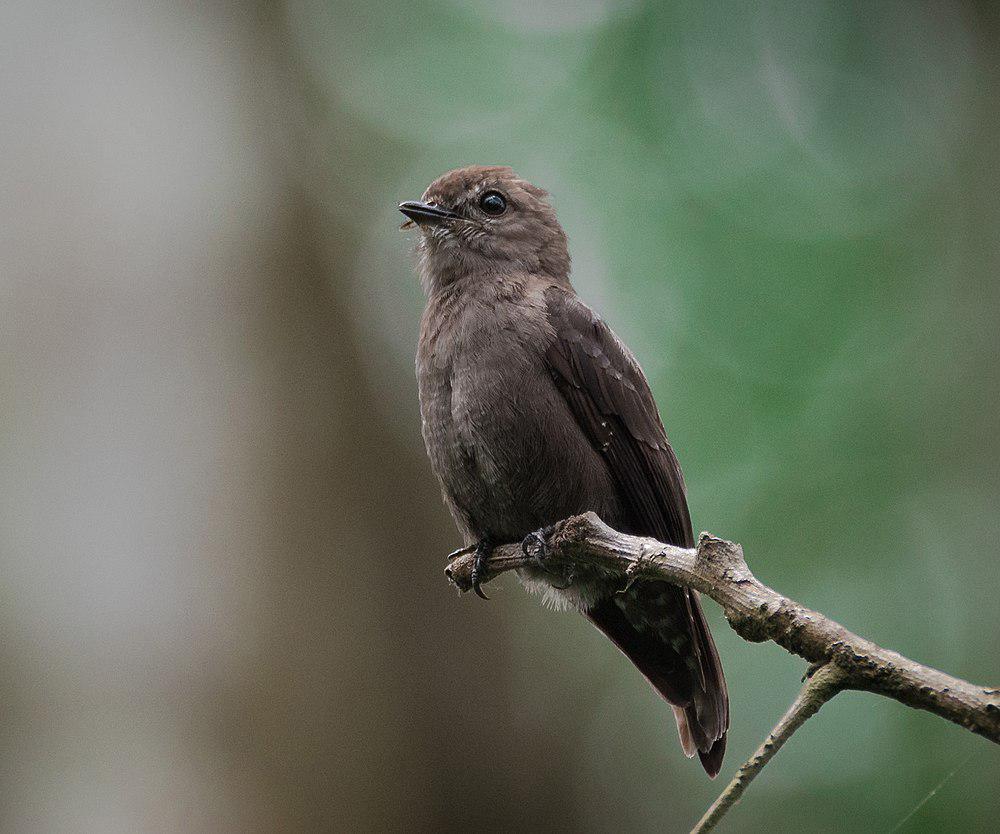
479, 190, 507, 216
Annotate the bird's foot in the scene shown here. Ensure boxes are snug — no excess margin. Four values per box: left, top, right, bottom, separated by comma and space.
470, 539, 494, 601
521, 526, 573, 590
520, 527, 554, 568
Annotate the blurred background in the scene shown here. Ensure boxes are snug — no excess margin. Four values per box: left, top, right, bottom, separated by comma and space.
2, 1, 998, 831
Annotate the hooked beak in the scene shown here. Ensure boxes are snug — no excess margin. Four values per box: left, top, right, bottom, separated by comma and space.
398, 200, 460, 229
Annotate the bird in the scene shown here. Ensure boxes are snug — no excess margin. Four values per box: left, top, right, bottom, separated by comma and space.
400, 165, 728, 777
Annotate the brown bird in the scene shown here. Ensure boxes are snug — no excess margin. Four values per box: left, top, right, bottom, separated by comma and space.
401, 165, 728, 776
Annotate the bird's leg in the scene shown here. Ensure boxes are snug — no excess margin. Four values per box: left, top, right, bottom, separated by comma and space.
470, 538, 494, 601
521, 526, 574, 589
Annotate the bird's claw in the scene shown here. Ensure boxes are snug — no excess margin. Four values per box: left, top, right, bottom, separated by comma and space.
521, 526, 573, 588
470, 539, 493, 600
521, 530, 550, 569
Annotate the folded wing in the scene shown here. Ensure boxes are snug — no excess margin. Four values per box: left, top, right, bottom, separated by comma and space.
543, 286, 729, 776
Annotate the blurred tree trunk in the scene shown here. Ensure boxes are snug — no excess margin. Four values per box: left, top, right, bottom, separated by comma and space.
1, 2, 586, 831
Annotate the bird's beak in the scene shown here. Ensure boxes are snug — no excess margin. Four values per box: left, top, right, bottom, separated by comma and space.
398, 201, 460, 229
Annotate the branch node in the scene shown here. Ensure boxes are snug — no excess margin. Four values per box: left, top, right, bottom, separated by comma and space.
693, 663, 847, 833
556, 511, 603, 548
696, 531, 752, 586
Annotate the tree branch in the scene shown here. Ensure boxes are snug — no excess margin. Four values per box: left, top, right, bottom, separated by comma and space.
445, 513, 999, 831
691, 662, 847, 832
444, 511, 1000, 743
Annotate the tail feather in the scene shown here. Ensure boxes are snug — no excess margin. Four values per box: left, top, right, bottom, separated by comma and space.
698, 732, 727, 779
672, 706, 696, 758
586, 582, 729, 778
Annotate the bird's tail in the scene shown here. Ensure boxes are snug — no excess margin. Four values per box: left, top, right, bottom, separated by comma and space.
585, 581, 728, 777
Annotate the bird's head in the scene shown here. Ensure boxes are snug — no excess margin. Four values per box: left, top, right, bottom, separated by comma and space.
400, 165, 570, 292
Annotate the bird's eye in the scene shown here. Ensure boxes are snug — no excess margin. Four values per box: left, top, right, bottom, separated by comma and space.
479, 191, 507, 216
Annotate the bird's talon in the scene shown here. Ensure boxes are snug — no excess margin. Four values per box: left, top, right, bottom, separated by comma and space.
470, 539, 493, 601
522, 526, 573, 588
521, 532, 548, 568
521, 526, 556, 570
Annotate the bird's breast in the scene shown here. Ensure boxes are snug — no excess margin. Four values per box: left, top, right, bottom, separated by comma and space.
416, 281, 618, 542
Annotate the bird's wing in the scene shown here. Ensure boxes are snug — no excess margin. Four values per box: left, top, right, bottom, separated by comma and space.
543, 287, 693, 547
543, 285, 729, 776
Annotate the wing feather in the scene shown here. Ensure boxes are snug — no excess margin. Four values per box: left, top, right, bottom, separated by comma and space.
544, 286, 728, 773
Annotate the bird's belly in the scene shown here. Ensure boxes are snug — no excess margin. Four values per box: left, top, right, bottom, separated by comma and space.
439, 361, 619, 543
